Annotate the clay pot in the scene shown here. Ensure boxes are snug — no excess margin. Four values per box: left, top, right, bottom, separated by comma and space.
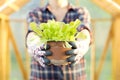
47, 41, 71, 65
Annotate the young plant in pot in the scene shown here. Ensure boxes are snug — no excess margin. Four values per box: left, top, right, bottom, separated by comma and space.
30, 19, 86, 65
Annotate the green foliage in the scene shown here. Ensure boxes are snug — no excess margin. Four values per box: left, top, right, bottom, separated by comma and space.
75, 31, 87, 39
30, 19, 82, 43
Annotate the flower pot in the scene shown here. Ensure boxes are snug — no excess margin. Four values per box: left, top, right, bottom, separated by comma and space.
47, 41, 71, 65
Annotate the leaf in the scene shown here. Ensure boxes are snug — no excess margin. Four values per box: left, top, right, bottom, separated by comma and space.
75, 32, 87, 39
30, 19, 82, 43
30, 22, 42, 36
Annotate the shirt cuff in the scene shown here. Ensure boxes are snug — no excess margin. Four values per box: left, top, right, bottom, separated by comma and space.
77, 23, 91, 32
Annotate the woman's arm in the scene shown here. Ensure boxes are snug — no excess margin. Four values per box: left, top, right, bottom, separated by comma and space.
26, 8, 52, 67
66, 7, 92, 64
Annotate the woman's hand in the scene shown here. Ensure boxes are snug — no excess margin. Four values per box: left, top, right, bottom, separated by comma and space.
65, 41, 89, 66
28, 44, 52, 67
26, 32, 52, 67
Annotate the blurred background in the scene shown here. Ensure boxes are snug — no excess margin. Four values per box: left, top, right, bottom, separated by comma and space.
1, 0, 120, 80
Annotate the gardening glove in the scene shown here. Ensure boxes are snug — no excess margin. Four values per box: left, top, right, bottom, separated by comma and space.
65, 29, 90, 66
26, 32, 52, 67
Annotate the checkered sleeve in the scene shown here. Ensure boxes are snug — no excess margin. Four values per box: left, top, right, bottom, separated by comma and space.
25, 7, 42, 45
72, 7, 91, 59
77, 7, 91, 31
25, 8, 44, 54
25, 8, 48, 68
26, 8, 42, 31
77, 7, 92, 45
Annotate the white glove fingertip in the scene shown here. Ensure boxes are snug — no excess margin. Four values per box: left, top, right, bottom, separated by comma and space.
37, 51, 46, 56
39, 61, 45, 67
75, 54, 81, 61
38, 58, 45, 67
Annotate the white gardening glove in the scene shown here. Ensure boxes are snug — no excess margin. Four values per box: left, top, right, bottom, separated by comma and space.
26, 32, 52, 67
65, 29, 90, 65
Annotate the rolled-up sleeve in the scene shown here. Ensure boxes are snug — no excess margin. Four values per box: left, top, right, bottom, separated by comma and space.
77, 7, 92, 45
26, 8, 41, 31
26, 8, 42, 47
77, 7, 91, 32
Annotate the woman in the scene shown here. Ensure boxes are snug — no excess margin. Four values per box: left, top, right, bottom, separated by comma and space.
26, 0, 91, 80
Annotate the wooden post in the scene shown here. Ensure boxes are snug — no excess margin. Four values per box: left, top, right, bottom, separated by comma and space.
0, 18, 2, 80
111, 15, 120, 80
8, 25, 28, 80
6, 20, 11, 80
90, 20, 96, 80
96, 26, 112, 80
0, 16, 10, 80
24, 21, 30, 79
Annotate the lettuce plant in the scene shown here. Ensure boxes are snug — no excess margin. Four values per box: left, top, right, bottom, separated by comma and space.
30, 19, 86, 44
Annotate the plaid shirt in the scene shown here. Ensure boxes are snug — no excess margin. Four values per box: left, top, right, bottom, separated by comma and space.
27, 4, 91, 80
